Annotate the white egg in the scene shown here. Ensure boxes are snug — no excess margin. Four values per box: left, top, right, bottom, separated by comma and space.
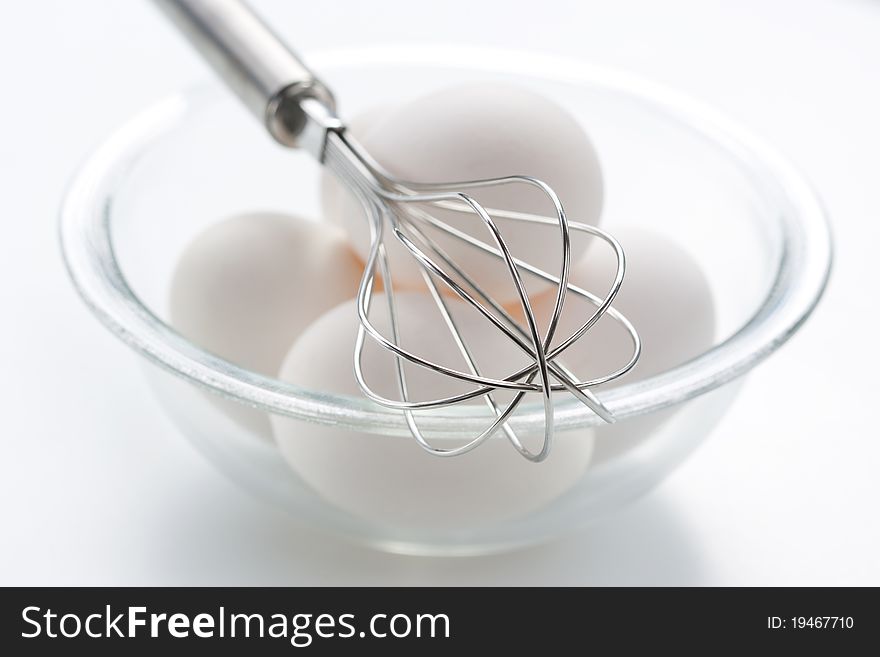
270, 292, 595, 532
524, 228, 716, 461
169, 212, 363, 438
322, 83, 603, 303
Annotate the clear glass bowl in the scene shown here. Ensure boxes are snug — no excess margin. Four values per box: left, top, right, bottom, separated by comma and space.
59, 46, 831, 556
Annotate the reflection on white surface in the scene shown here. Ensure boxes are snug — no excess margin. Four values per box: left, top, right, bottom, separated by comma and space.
150, 480, 708, 587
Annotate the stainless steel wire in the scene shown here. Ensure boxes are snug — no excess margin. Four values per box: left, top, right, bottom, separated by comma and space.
324, 130, 641, 462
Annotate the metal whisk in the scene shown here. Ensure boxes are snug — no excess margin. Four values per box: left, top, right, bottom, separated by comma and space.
154, 0, 640, 462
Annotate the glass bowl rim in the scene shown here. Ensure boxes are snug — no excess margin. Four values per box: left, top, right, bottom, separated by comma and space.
59, 44, 832, 437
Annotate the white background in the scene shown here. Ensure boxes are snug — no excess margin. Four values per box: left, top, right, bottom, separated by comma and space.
1, 0, 877, 585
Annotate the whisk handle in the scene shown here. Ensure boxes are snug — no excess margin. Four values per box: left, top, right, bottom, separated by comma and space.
152, 0, 341, 153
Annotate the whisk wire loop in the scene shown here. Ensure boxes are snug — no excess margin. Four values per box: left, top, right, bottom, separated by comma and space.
325, 130, 639, 462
